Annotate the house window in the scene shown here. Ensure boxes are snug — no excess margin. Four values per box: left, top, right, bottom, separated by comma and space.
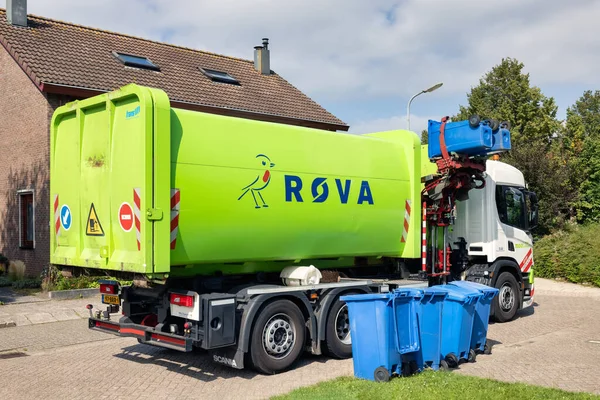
199, 67, 240, 85
112, 51, 160, 71
18, 191, 34, 249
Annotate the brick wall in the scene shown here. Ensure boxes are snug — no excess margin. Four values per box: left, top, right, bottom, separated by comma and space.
0, 47, 66, 277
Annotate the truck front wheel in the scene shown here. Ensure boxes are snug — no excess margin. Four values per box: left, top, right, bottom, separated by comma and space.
249, 299, 306, 374
493, 272, 519, 322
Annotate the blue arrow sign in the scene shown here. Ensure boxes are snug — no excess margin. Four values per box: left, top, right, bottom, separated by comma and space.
60, 204, 72, 231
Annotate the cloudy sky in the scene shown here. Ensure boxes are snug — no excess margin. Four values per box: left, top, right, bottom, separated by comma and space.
4, 0, 600, 135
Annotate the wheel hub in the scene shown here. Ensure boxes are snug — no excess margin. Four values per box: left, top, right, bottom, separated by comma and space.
262, 313, 295, 359
499, 283, 515, 311
335, 304, 351, 345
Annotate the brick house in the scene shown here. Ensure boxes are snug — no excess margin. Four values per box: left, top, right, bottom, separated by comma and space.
0, 3, 348, 277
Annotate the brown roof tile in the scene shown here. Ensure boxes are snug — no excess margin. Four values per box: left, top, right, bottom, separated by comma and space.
0, 9, 348, 130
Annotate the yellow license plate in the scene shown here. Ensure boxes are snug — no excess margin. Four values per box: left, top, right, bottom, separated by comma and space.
102, 294, 120, 305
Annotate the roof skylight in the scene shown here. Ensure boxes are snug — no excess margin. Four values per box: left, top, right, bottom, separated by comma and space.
199, 67, 240, 85
112, 51, 160, 71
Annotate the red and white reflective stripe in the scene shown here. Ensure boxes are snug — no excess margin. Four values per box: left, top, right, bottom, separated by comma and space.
520, 248, 533, 272
54, 194, 60, 239
421, 202, 427, 272
170, 189, 180, 250
401, 200, 411, 243
133, 188, 141, 251
523, 258, 533, 273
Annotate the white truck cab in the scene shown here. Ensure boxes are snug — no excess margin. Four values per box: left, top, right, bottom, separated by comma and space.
451, 160, 538, 321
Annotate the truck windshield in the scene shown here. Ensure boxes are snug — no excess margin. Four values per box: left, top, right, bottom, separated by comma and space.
496, 185, 527, 231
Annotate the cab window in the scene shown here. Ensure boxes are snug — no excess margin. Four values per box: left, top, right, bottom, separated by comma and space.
496, 185, 527, 230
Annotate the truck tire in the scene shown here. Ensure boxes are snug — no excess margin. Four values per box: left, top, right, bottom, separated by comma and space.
324, 297, 352, 359
493, 272, 519, 322
249, 299, 306, 374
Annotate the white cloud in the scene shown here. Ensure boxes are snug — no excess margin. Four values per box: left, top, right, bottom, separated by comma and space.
9, 0, 600, 108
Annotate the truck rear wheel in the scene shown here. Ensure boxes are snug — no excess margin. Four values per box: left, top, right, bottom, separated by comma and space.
324, 297, 352, 359
493, 272, 519, 322
249, 299, 305, 374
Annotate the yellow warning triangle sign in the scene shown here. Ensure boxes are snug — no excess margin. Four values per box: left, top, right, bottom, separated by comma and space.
86, 203, 105, 236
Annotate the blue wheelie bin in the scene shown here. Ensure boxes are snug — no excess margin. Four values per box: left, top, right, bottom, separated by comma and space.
341, 288, 422, 382
414, 287, 448, 371
427, 119, 493, 158
448, 280, 499, 354
432, 284, 482, 367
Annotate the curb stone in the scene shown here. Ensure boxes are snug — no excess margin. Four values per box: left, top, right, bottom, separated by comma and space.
48, 288, 98, 300
0, 320, 16, 329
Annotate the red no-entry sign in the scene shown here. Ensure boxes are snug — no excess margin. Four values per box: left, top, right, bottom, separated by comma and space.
118, 202, 134, 232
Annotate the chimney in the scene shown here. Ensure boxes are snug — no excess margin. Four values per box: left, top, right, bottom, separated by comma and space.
254, 38, 270, 75
7, 0, 27, 27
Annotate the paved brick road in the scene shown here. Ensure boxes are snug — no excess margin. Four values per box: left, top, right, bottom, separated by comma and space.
0, 278, 598, 399
456, 279, 600, 395
0, 292, 100, 328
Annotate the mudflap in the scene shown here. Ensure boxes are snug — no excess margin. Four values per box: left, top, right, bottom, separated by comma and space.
209, 346, 245, 370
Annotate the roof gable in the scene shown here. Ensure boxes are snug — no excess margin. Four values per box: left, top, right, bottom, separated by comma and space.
0, 10, 348, 130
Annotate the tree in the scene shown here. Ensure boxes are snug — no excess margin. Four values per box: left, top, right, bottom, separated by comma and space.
565, 90, 600, 140
454, 58, 560, 147
454, 58, 572, 233
564, 90, 600, 222
421, 129, 428, 144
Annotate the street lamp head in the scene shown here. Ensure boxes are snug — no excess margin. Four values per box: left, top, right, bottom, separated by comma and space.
406, 82, 443, 131
424, 82, 443, 93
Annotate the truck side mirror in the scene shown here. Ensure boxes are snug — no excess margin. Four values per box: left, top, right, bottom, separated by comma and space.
526, 191, 539, 230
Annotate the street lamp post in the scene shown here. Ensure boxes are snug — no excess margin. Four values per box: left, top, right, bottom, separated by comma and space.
407, 82, 443, 131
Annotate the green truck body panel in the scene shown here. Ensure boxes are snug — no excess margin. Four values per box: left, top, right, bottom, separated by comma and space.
50, 84, 422, 277
421, 145, 438, 177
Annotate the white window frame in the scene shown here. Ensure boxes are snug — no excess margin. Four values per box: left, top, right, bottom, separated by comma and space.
17, 189, 35, 249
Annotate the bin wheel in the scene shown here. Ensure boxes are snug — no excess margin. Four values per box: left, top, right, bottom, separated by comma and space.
445, 353, 459, 368
488, 119, 500, 131
248, 299, 306, 374
468, 115, 481, 128
468, 349, 477, 363
500, 121, 510, 130
484, 343, 493, 355
402, 361, 419, 377
374, 366, 391, 382
439, 360, 450, 371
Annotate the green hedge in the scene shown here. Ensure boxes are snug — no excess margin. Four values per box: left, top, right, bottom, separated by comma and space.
534, 224, 600, 287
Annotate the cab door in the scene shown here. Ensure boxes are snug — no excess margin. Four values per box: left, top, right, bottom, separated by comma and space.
495, 185, 533, 272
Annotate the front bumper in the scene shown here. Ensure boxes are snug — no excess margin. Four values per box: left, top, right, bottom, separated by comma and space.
522, 283, 535, 308
89, 318, 193, 352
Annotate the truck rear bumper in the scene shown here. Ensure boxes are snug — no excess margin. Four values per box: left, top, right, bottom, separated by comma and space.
89, 318, 193, 352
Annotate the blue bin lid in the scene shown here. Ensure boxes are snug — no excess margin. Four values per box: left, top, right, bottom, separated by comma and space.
448, 280, 499, 299
429, 284, 482, 304
392, 288, 423, 299
340, 292, 391, 303
340, 288, 423, 304
421, 287, 449, 301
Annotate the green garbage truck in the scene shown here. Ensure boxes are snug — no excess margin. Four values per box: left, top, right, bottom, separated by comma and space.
50, 84, 537, 374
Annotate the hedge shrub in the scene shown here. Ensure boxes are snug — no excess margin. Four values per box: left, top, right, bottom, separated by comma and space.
534, 224, 600, 287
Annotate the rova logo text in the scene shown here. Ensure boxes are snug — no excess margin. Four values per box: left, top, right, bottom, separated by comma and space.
284, 175, 374, 205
